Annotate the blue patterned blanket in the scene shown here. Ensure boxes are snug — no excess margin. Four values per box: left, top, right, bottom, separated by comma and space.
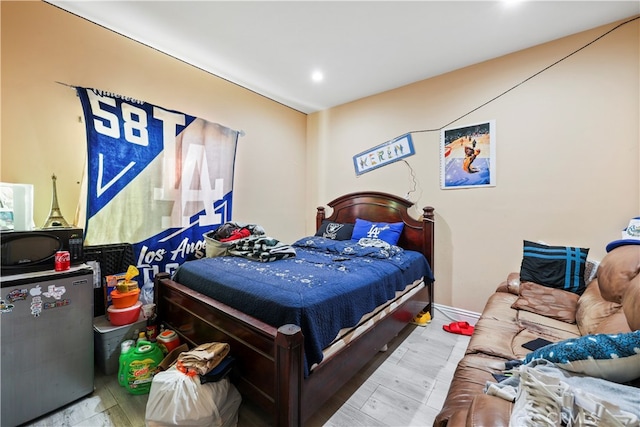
172, 236, 433, 376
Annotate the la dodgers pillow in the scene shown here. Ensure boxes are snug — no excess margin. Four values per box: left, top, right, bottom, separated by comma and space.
351, 218, 404, 246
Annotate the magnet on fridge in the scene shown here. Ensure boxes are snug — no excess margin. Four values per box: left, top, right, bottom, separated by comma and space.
6, 289, 28, 303
0, 300, 15, 313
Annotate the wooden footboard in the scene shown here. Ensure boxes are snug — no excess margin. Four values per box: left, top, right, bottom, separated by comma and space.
154, 272, 302, 424
155, 273, 431, 426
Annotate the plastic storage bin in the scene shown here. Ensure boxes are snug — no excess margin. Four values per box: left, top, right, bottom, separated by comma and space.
93, 313, 146, 375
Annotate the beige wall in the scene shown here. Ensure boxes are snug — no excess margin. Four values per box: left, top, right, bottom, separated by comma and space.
1, 1, 307, 243
3, 3, 638, 313
308, 18, 640, 312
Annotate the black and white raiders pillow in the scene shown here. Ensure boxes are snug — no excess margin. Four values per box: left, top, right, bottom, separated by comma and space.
315, 220, 354, 240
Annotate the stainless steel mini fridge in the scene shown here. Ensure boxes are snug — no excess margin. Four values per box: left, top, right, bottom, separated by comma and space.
1, 265, 94, 427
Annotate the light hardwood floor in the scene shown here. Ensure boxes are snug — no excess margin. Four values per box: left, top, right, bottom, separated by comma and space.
23, 311, 470, 427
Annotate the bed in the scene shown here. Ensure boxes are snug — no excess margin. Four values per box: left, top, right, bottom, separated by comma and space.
154, 191, 435, 426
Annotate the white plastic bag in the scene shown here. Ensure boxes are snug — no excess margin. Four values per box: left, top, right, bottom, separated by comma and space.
145, 366, 240, 427
139, 280, 154, 305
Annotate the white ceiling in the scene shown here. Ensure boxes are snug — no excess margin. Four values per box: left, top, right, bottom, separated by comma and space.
46, 1, 639, 114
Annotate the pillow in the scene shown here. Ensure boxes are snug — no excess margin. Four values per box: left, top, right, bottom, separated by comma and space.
351, 218, 404, 246
292, 237, 402, 259
522, 330, 640, 383
583, 258, 599, 284
520, 240, 589, 295
511, 282, 579, 324
314, 220, 354, 240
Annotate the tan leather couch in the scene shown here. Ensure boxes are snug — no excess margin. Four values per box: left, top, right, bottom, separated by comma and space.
434, 245, 640, 427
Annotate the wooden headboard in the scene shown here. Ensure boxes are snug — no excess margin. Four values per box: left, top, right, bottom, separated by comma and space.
316, 191, 435, 270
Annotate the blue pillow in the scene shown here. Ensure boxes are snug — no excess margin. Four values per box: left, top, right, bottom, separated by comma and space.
523, 330, 640, 383
351, 218, 404, 246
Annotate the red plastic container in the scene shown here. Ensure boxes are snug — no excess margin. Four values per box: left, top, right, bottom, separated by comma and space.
108, 301, 142, 326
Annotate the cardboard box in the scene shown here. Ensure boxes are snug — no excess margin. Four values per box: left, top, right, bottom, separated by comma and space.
104, 272, 127, 317
158, 343, 189, 372
93, 313, 146, 375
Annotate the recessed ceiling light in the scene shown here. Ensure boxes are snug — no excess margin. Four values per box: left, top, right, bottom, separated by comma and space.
502, 0, 524, 7
311, 71, 324, 82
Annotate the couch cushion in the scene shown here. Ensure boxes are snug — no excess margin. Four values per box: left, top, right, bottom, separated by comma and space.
519, 240, 589, 295
466, 296, 581, 361
596, 245, 640, 303
622, 276, 640, 331
511, 282, 579, 324
466, 394, 512, 427
478, 291, 519, 323
522, 330, 640, 383
516, 310, 581, 339
466, 316, 523, 360
467, 317, 577, 361
594, 310, 632, 335
511, 329, 575, 360
576, 279, 623, 335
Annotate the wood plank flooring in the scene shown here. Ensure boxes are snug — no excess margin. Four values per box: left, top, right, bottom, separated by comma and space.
22, 311, 470, 427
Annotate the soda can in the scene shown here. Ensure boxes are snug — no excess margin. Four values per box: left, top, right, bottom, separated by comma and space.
146, 324, 158, 342
55, 250, 71, 271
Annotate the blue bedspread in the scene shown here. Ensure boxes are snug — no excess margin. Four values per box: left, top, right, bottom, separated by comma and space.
172, 236, 434, 376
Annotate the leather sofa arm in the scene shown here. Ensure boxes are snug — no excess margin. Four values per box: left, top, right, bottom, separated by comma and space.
447, 408, 469, 426
496, 272, 520, 295
465, 394, 512, 427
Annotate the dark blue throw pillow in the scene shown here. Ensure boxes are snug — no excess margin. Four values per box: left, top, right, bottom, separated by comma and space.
519, 240, 589, 295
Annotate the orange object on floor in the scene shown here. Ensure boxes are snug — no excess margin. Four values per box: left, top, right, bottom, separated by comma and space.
443, 321, 474, 336
110, 288, 140, 308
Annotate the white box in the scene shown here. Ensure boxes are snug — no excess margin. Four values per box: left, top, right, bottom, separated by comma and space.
0, 182, 35, 231
93, 314, 146, 375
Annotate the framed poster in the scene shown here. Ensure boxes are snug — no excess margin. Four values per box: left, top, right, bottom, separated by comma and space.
440, 120, 496, 189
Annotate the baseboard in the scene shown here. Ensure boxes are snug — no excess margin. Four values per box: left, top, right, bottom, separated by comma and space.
434, 303, 481, 325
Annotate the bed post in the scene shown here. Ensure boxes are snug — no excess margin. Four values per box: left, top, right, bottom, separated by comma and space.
316, 206, 326, 230
422, 206, 435, 319
154, 272, 169, 306
275, 324, 304, 427
422, 206, 435, 269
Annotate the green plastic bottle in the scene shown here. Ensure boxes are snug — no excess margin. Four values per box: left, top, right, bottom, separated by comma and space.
122, 340, 164, 395
118, 339, 135, 387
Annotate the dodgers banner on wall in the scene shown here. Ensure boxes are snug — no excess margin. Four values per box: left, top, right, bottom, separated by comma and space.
76, 87, 239, 285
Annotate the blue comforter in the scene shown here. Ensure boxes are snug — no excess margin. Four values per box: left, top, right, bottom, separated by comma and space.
172, 236, 434, 376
